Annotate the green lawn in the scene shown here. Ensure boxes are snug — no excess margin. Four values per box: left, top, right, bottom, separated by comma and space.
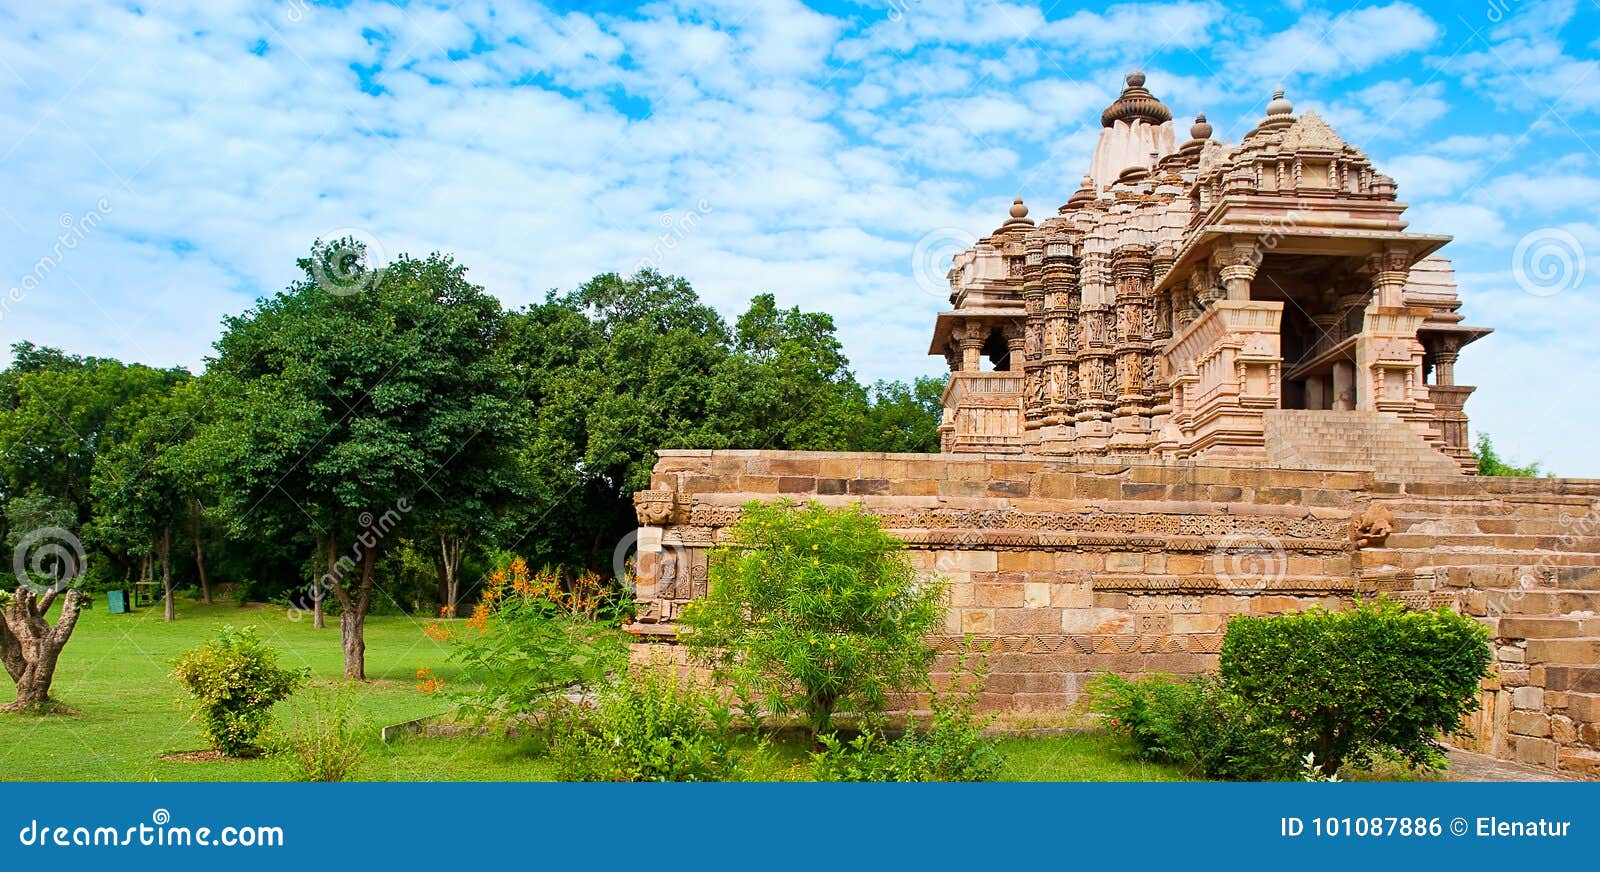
0, 597, 1191, 782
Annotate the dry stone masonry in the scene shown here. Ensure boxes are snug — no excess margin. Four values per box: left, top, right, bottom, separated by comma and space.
626, 74, 1599, 779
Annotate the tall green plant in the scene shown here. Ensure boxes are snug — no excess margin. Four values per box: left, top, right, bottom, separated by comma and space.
680, 500, 946, 737
551, 665, 744, 782
427, 557, 627, 719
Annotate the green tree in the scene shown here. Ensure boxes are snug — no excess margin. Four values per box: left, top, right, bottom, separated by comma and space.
858, 376, 947, 453
501, 270, 734, 573
90, 378, 211, 619
706, 293, 869, 450
0, 345, 186, 578
680, 499, 946, 738
201, 241, 520, 679
1474, 432, 1546, 477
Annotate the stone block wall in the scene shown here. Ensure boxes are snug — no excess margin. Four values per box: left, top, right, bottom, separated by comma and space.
629, 449, 1600, 777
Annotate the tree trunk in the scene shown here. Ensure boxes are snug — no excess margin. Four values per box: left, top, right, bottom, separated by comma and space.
330, 525, 377, 681
317, 532, 334, 630
0, 588, 86, 711
192, 499, 211, 605
161, 525, 175, 622
438, 532, 463, 617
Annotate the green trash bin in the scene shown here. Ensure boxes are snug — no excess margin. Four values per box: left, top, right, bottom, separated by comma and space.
106, 590, 129, 614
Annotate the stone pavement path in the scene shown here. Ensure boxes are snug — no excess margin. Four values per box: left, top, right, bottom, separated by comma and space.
1444, 748, 1576, 782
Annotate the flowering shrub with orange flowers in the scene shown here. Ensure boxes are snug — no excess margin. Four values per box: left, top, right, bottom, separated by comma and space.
421, 556, 627, 719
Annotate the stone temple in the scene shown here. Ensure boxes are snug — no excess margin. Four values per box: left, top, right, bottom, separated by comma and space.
931, 71, 1487, 472
628, 74, 1600, 778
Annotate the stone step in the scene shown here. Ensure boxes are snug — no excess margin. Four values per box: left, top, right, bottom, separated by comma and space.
1440, 566, 1600, 591
1360, 550, 1600, 569
1392, 517, 1592, 536
1264, 410, 1460, 476
1525, 638, 1600, 664
1484, 590, 1600, 615
1496, 617, 1600, 639
1386, 533, 1600, 551
1543, 665, 1600, 694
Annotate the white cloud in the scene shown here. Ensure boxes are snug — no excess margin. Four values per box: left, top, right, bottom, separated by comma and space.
1234, 3, 1439, 81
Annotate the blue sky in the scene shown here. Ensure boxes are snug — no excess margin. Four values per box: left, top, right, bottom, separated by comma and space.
0, 0, 1596, 472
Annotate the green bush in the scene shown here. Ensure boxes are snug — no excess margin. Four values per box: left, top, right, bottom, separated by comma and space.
810, 651, 1002, 782
1221, 598, 1492, 775
1084, 673, 1294, 780
172, 625, 306, 756
551, 666, 745, 782
680, 499, 946, 737
275, 690, 368, 782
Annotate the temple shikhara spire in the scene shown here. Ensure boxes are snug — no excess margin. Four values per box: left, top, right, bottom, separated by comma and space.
930, 71, 1490, 472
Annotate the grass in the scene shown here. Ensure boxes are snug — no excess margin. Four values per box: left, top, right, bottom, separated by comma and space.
0, 595, 1190, 782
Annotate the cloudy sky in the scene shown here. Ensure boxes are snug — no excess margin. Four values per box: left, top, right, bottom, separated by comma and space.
1, 0, 1596, 472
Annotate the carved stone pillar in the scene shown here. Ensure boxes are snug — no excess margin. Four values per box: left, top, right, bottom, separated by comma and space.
1218, 240, 1261, 301
1005, 325, 1026, 373
1432, 347, 1458, 386
959, 323, 985, 372
1367, 246, 1411, 308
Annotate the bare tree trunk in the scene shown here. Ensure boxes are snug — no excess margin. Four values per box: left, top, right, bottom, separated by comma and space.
438, 532, 464, 617
161, 526, 175, 622
0, 588, 87, 711
192, 499, 211, 605
316, 532, 333, 630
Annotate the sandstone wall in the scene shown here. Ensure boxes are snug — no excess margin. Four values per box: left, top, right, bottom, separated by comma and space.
629, 449, 1600, 777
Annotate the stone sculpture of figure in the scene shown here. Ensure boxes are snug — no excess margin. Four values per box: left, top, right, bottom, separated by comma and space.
1351, 505, 1395, 549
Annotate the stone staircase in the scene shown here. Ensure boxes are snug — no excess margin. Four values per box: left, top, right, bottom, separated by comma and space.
1359, 493, 1600, 777
1264, 409, 1462, 477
